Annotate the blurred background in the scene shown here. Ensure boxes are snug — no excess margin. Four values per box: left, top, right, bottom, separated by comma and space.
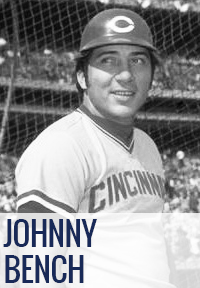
0, 0, 200, 213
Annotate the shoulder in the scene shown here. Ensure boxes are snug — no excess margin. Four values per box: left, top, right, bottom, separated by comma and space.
134, 127, 160, 154
16, 109, 99, 175
15, 111, 87, 173
21, 110, 86, 154
44, 110, 84, 134
134, 127, 164, 176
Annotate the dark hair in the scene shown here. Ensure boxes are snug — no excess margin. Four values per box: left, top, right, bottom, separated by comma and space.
75, 51, 92, 98
149, 51, 162, 86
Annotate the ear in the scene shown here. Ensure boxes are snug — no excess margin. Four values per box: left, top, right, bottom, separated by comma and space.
77, 70, 87, 90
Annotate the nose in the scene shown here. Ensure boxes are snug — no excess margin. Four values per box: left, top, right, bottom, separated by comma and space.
114, 61, 135, 83
115, 70, 133, 83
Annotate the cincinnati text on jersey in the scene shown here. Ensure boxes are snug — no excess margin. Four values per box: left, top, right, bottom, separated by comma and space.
89, 170, 165, 213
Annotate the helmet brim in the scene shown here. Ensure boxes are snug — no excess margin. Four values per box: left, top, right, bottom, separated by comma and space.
80, 35, 161, 65
80, 35, 157, 51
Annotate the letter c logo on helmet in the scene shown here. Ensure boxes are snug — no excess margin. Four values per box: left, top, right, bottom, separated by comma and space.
108, 16, 135, 33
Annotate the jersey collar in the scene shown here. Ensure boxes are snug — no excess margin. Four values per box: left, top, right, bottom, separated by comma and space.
77, 104, 135, 153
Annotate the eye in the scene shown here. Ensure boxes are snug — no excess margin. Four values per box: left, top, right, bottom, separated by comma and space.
100, 56, 118, 66
130, 56, 148, 65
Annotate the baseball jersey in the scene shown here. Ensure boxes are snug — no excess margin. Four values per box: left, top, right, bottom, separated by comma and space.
16, 105, 165, 215
16, 107, 177, 288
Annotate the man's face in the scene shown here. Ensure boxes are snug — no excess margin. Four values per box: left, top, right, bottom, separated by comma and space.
78, 44, 152, 125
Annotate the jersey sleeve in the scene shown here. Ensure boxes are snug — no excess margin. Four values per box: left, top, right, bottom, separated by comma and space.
16, 131, 87, 216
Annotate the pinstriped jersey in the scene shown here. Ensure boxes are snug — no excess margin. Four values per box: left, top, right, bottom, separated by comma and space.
16, 108, 165, 216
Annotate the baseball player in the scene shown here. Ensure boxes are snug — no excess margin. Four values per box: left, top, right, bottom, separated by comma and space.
15, 9, 177, 288
16, 9, 164, 215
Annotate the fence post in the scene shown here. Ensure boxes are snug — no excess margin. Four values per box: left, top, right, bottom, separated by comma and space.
0, 0, 19, 153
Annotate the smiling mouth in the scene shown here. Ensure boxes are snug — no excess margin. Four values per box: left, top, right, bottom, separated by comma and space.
112, 91, 135, 97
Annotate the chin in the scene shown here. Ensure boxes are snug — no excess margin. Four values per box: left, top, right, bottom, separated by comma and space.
113, 107, 137, 118
110, 112, 136, 124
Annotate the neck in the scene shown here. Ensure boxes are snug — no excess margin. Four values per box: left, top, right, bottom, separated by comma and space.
83, 95, 134, 124
79, 104, 134, 144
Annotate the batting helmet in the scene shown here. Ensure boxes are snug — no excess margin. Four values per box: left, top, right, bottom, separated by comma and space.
80, 8, 159, 57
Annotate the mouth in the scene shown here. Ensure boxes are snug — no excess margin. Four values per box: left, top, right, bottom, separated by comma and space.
111, 90, 135, 100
